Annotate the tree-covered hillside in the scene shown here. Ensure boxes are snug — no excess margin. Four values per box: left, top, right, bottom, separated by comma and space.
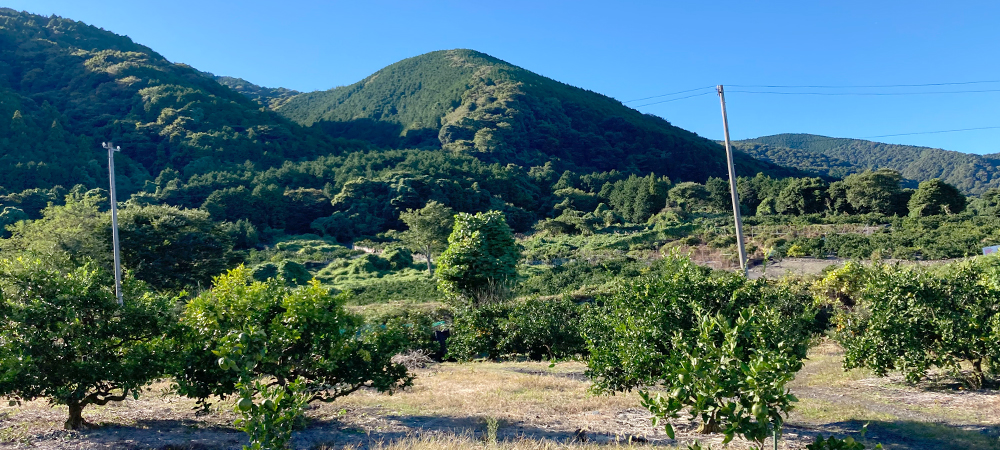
739, 134, 1000, 194
0, 8, 359, 194
276, 49, 801, 183
213, 75, 300, 110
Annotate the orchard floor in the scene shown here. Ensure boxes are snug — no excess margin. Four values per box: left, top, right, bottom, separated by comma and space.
1, 341, 998, 450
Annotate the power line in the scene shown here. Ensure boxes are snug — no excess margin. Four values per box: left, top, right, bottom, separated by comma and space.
727, 88, 1000, 96
862, 126, 1000, 139
729, 80, 1000, 89
633, 91, 714, 107
623, 86, 715, 103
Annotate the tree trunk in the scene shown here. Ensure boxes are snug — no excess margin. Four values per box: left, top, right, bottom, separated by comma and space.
973, 358, 984, 388
65, 402, 87, 430
425, 245, 434, 276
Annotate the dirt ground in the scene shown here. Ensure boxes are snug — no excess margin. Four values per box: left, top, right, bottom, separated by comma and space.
1, 341, 999, 449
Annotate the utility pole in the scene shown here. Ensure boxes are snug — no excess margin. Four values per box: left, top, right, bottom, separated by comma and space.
103, 142, 123, 306
716, 85, 748, 276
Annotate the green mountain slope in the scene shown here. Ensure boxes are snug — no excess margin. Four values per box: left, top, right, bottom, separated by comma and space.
214, 76, 300, 109
0, 8, 357, 194
738, 133, 1000, 194
277, 49, 801, 182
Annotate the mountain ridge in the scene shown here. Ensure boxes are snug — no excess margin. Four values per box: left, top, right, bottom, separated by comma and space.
736, 133, 1000, 194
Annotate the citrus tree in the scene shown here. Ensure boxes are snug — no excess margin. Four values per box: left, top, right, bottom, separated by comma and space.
0, 257, 174, 429
586, 255, 815, 447
824, 259, 1000, 386
172, 267, 412, 446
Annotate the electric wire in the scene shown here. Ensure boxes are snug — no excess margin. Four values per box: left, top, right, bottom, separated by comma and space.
633, 91, 714, 107
729, 80, 1000, 89
622, 86, 715, 103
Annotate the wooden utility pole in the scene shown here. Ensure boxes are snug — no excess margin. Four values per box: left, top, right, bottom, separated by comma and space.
716, 85, 748, 276
103, 142, 124, 306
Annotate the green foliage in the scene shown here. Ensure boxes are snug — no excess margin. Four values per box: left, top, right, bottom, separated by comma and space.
435, 211, 520, 305
448, 297, 588, 361
775, 177, 828, 215
639, 306, 803, 447
586, 254, 814, 443
277, 49, 800, 182
172, 267, 412, 406
116, 204, 234, 291
0, 257, 174, 429
908, 178, 966, 217
214, 330, 310, 450
742, 133, 1000, 195
842, 170, 906, 215
824, 260, 1000, 386
399, 200, 455, 275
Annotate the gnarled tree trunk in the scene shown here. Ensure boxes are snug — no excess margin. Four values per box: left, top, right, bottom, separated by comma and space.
65, 401, 88, 430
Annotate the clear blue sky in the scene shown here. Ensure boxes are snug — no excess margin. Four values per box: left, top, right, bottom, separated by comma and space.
7, 0, 1000, 154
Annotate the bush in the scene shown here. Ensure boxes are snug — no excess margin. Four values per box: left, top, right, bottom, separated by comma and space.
587, 254, 815, 445
0, 258, 174, 429
172, 266, 412, 409
448, 297, 588, 361
825, 259, 1000, 386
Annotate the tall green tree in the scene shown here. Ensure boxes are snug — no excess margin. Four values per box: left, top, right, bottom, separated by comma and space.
399, 201, 456, 276
774, 177, 828, 215
842, 169, 904, 215
908, 178, 966, 217
0, 258, 174, 429
435, 210, 520, 305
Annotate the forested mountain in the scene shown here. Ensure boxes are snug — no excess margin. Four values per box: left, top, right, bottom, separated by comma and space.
0, 8, 360, 194
275, 49, 800, 182
213, 76, 300, 109
738, 134, 1000, 194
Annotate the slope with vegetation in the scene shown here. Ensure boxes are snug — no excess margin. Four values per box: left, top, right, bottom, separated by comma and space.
0, 8, 360, 195
276, 49, 801, 182
738, 133, 1000, 194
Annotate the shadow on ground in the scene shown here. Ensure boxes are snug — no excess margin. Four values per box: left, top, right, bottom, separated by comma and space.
804, 419, 1000, 450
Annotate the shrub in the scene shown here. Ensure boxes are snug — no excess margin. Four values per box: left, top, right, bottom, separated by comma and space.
826, 259, 1000, 386
0, 258, 174, 429
587, 254, 814, 446
448, 297, 588, 361
172, 266, 412, 409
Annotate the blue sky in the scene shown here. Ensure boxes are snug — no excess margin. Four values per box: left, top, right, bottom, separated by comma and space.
6, 1, 1000, 154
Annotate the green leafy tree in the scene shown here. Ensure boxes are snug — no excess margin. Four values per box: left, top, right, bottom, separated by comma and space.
668, 182, 710, 212
172, 266, 412, 410
399, 201, 455, 276
842, 170, 904, 215
587, 255, 814, 447
774, 177, 828, 215
435, 211, 520, 306
824, 260, 1000, 386
908, 178, 966, 217
0, 258, 174, 429
117, 204, 234, 291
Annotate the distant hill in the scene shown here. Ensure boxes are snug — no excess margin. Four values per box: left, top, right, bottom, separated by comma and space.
737, 133, 1000, 194
0, 8, 356, 194
275, 49, 802, 182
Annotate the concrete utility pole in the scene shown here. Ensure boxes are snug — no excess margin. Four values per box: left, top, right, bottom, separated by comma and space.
716, 85, 748, 276
103, 142, 124, 306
